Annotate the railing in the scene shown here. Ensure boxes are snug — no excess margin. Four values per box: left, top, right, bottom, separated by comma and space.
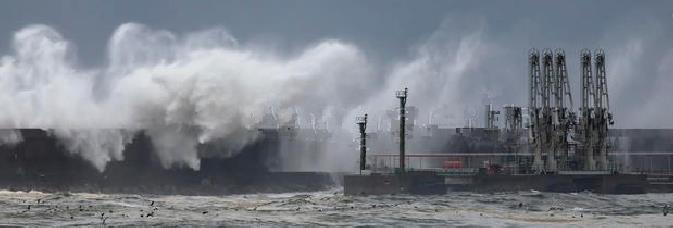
369, 153, 523, 172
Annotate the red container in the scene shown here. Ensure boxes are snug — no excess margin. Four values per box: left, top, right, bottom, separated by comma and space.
443, 160, 464, 169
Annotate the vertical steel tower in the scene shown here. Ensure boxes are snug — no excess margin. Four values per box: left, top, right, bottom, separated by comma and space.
541, 49, 556, 172
528, 48, 544, 172
357, 114, 368, 172
396, 88, 408, 173
579, 49, 596, 170
593, 49, 613, 170
553, 49, 574, 170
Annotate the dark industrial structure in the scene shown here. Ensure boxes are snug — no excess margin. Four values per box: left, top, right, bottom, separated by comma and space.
0, 128, 337, 195
344, 49, 673, 195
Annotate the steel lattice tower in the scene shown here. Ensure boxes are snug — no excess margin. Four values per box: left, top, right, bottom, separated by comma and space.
579, 49, 596, 170
528, 48, 544, 172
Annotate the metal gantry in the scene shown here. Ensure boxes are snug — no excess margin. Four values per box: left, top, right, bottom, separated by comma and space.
553, 49, 573, 171
528, 48, 610, 173
593, 49, 613, 170
528, 48, 545, 172
577, 49, 615, 171
578, 49, 596, 170
541, 49, 557, 171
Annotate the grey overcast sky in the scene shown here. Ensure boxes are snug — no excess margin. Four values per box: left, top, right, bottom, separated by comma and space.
0, 0, 672, 128
0, 0, 669, 65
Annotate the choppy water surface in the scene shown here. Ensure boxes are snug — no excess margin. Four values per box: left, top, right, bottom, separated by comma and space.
0, 189, 672, 227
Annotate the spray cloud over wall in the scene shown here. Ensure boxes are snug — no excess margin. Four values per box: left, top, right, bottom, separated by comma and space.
0, 23, 377, 171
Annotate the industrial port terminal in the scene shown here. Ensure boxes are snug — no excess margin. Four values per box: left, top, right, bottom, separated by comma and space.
1, 48, 673, 196
344, 48, 673, 195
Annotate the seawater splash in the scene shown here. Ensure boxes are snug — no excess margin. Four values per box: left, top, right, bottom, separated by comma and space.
0, 130, 22, 146
0, 23, 376, 171
49, 129, 135, 171
0, 19, 500, 172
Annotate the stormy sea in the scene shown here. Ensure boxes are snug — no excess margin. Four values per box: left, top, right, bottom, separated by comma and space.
1, 189, 672, 227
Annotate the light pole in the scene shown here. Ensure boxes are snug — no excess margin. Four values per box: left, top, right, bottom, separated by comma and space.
396, 88, 408, 173
357, 114, 368, 173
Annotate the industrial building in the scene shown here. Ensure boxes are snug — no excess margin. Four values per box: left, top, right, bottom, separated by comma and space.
345, 49, 673, 195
